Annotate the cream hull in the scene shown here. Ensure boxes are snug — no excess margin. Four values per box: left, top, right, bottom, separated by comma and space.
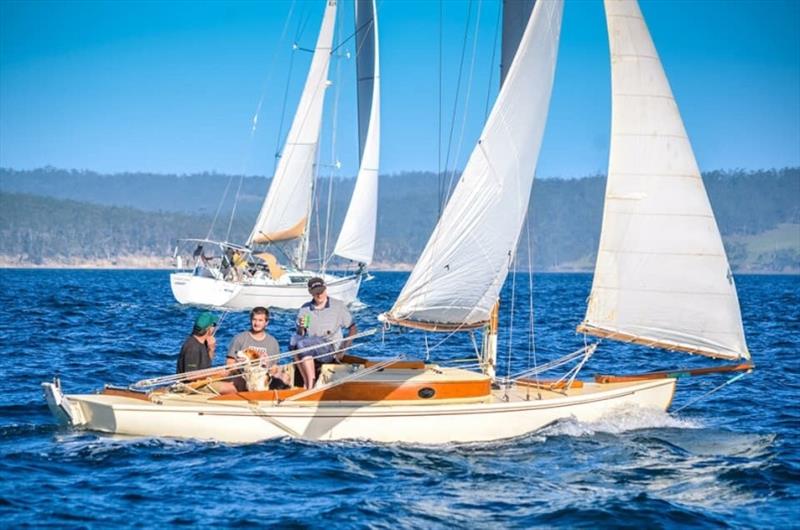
169, 272, 361, 310
44, 379, 676, 444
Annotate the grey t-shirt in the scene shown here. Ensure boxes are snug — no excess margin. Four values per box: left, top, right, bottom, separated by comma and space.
227, 331, 280, 365
297, 297, 353, 346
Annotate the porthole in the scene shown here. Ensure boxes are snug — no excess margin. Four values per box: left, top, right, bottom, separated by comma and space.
418, 387, 436, 399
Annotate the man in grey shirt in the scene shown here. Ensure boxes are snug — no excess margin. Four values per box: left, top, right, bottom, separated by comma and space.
294, 277, 357, 388
227, 306, 288, 390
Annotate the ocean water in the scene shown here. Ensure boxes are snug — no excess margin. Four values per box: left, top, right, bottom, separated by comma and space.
0, 270, 797, 528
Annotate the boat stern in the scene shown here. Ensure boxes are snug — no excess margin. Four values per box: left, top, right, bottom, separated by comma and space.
170, 272, 240, 308
42, 378, 87, 427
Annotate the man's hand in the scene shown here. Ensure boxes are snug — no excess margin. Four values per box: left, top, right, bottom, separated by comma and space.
206, 334, 217, 360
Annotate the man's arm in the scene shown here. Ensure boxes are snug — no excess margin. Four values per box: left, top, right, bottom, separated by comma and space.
341, 322, 357, 351
226, 334, 241, 361
205, 334, 216, 361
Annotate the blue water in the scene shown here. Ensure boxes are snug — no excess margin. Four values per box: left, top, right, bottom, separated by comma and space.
0, 270, 798, 528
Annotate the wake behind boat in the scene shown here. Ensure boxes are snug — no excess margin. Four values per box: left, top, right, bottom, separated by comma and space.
171, 0, 380, 311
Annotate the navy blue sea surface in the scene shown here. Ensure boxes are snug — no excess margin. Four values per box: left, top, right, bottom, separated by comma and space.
0, 270, 797, 528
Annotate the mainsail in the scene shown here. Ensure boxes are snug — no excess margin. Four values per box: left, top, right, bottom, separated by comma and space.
248, 0, 338, 267
578, 0, 750, 361
333, 0, 380, 265
385, 0, 563, 330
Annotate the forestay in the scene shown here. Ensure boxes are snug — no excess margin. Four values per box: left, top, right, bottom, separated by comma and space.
385, 0, 563, 330
334, 0, 380, 265
248, 0, 337, 252
578, 0, 750, 361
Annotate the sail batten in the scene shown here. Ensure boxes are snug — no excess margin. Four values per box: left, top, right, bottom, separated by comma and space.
334, 0, 380, 265
581, 0, 750, 361
386, 0, 563, 330
247, 1, 338, 252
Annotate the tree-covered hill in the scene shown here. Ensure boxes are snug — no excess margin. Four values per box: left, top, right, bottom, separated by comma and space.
0, 167, 798, 271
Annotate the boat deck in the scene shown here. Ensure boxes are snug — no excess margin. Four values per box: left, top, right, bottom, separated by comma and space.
89, 363, 669, 409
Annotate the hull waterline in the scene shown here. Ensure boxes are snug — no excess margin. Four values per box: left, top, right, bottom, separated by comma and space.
43, 379, 676, 444
170, 272, 362, 310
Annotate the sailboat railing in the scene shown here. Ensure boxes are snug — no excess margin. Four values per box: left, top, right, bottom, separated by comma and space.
508, 344, 596, 382
132, 328, 379, 390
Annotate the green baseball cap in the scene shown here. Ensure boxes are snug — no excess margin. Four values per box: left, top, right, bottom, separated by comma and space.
194, 312, 219, 330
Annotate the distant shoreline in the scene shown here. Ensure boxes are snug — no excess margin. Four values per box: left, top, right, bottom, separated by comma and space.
0, 256, 416, 272
1, 258, 796, 275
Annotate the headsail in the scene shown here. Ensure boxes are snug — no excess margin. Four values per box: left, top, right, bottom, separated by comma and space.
333, 0, 380, 265
578, 0, 750, 361
248, 0, 338, 267
385, 0, 563, 330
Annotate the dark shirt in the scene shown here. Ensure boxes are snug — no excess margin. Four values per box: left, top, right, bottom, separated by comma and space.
177, 335, 212, 374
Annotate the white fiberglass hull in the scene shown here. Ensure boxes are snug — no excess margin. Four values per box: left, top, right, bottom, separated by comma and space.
45, 379, 676, 444
169, 272, 361, 311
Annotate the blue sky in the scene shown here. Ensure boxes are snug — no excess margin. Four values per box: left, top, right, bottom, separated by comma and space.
1, 0, 798, 179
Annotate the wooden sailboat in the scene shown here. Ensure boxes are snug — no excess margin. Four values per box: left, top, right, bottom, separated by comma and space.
170, 0, 380, 310
43, 0, 751, 444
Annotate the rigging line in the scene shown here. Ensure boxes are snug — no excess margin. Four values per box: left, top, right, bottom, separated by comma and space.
440, 0, 473, 216
226, 172, 246, 241
330, 17, 374, 55
437, 0, 443, 219
251, 0, 297, 136
673, 371, 749, 413
510, 345, 591, 380
322, 8, 346, 272
272, 1, 314, 166
215, 1, 297, 242
205, 174, 236, 240
524, 210, 539, 391
504, 249, 516, 392
444, 0, 483, 205
562, 344, 595, 389
227, 2, 298, 241
483, 0, 501, 121
274, 49, 298, 169
295, 3, 313, 43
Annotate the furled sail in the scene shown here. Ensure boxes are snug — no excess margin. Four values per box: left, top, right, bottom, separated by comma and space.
385, 0, 563, 330
578, 0, 750, 361
333, 0, 380, 265
248, 0, 337, 258
500, 0, 535, 86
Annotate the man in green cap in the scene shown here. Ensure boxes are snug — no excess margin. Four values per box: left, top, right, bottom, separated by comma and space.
176, 312, 237, 394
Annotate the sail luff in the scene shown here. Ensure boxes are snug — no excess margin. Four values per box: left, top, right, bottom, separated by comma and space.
333, 0, 380, 265
248, 1, 337, 247
386, 0, 563, 330
580, 0, 750, 361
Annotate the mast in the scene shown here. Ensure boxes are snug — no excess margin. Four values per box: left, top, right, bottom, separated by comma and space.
248, 0, 338, 265
500, 0, 535, 86
383, 0, 563, 331
578, 0, 750, 361
333, 0, 380, 266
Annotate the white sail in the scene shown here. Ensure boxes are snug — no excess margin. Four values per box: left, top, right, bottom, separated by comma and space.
333, 0, 380, 265
248, 0, 337, 254
386, 0, 563, 330
578, 0, 749, 361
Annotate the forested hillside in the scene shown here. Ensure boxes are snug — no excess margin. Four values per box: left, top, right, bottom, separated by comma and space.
1, 167, 798, 271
